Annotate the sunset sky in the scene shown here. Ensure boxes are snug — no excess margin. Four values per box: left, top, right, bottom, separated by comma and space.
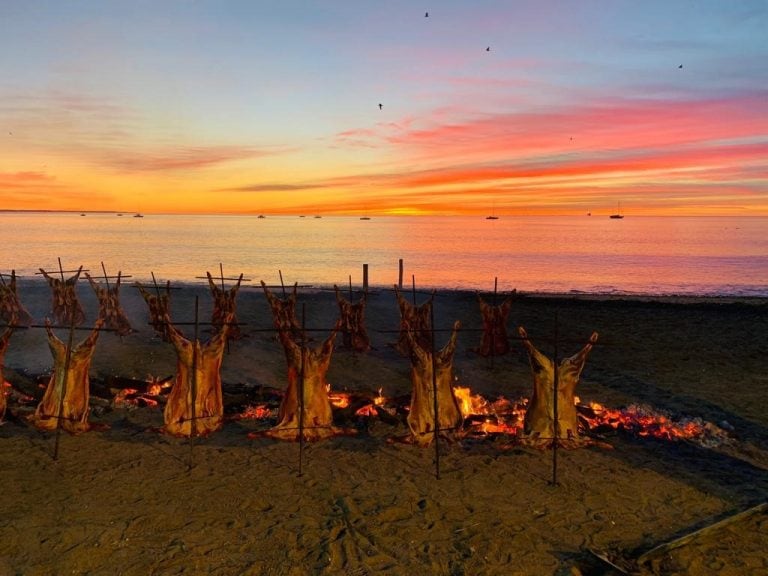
1, 1, 766, 216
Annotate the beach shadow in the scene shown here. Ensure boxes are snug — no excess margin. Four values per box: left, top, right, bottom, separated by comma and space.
597, 433, 768, 504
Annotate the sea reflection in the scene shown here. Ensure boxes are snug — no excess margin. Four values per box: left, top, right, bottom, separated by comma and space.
0, 213, 766, 295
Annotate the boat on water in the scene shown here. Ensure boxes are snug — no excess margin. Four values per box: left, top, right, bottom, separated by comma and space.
360, 216, 371, 220
485, 215, 499, 220
609, 202, 624, 219
133, 213, 144, 218
257, 214, 266, 219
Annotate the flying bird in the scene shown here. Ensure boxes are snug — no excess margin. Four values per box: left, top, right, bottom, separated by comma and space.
425, 11, 428, 17
678, 64, 683, 69
486, 46, 490, 52
378, 103, 383, 110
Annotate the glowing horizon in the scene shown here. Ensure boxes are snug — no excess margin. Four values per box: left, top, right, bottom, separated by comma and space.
1, 2, 766, 217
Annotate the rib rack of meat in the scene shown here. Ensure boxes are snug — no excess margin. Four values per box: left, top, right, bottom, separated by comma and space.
393, 285, 434, 355
475, 294, 513, 357
30, 319, 103, 434
162, 314, 233, 437
0, 270, 32, 326
334, 285, 371, 352
518, 326, 599, 448
86, 272, 133, 336
404, 319, 463, 446
207, 271, 243, 340
138, 281, 172, 340
40, 266, 86, 326
259, 321, 350, 442
261, 281, 303, 345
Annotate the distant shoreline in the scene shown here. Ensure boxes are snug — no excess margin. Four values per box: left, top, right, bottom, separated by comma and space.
8, 275, 767, 308
2, 209, 767, 218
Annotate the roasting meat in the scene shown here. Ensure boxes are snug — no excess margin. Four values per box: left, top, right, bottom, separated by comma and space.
138, 281, 172, 340
40, 266, 86, 326
393, 285, 434, 355
207, 271, 243, 340
405, 320, 463, 446
0, 326, 14, 421
475, 295, 512, 357
334, 285, 370, 352
518, 326, 598, 448
261, 280, 303, 345
162, 314, 232, 437
262, 321, 347, 441
30, 319, 103, 433
0, 270, 32, 326
86, 272, 133, 336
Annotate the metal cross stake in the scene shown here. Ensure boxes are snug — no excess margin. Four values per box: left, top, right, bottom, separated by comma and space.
551, 311, 560, 486
52, 310, 78, 461
431, 304, 441, 480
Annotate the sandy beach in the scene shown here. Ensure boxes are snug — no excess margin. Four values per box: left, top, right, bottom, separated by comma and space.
1, 278, 767, 575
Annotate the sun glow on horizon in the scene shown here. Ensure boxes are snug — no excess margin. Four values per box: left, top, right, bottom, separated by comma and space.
1, 3, 766, 217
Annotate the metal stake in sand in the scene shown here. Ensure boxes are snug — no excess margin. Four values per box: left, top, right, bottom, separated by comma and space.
188, 295, 200, 471
550, 311, 560, 487
298, 303, 307, 477
52, 308, 78, 461
490, 277, 498, 369
279, 270, 287, 297
430, 304, 441, 480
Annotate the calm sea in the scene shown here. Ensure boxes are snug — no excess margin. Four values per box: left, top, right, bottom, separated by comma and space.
1, 212, 766, 296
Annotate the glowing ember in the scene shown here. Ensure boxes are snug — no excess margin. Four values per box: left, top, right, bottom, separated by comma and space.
578, 401, 732, 446
374, 388, 385, 406
113, 388, 159, 409
355, 404, 377, 417
238, 404, 274, 420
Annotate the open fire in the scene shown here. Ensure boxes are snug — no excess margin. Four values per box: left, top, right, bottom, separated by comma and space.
3, 375, 734, 449
227, 386, 732, 448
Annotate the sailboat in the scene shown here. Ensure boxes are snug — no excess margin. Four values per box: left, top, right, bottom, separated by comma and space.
609, 202, 624, 219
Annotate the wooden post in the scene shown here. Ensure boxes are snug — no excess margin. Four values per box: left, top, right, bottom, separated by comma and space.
362, 264, 368, 294
398, 259, 404, 290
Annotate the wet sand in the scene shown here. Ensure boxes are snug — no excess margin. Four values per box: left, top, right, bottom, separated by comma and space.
1, 279, 767, 575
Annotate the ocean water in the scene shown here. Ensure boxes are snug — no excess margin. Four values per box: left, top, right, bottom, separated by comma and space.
1, 212, 766, 296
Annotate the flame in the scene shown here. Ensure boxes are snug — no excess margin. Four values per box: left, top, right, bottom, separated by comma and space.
146, 374, 173, 396
329, 392, 351, 409
374, 388, 385, 406
454, 387, 527, 437
454, 386, 490, 418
